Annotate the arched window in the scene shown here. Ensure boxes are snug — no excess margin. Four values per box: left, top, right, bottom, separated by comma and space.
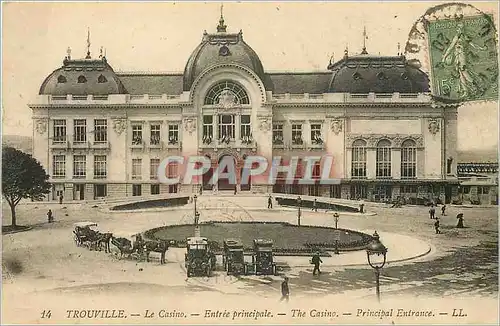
97, 74, 107, 83
204, 81, 250, 105
57, 75, 67, 83
351, 139, 367, 179
77, 75, 87, 83
401, 139, 416, 179
376, 139, 391, 178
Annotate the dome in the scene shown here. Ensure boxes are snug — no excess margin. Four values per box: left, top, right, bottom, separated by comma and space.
39, 57, 127, 95
183, 16, 269, 91
327, 53, 429, 93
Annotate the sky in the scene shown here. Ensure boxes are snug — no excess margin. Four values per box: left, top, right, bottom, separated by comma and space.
2, 1, 498, 151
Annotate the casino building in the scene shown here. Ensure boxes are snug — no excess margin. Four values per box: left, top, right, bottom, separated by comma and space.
30, 14, 461, 203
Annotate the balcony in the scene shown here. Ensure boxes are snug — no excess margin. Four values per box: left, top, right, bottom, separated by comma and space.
72, 141, 90, 150
91, 141, 111, 150
50, 140, 70, 150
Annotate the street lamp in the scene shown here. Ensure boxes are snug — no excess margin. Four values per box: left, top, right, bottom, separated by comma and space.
297, 196, 302, 226
193, 194, 200, 237
366, 231, 388, 302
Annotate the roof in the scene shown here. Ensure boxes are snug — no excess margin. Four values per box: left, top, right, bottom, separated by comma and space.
117, 73, 183, 95
253, 239, 273, 246
183, 19, 269, 91
39, 57, 127, 95
327, 53, 429, 93
267, 72, 331, 94
224, 238, 243, 247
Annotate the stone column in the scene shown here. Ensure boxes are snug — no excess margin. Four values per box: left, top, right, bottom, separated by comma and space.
366, 150, 376, 179
392, 149, 401, 179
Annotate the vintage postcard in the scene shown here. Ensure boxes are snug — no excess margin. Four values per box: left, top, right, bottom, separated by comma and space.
2, 1, 498, 325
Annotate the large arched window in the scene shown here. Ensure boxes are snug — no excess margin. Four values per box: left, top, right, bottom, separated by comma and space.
376, 139, 391, 178
351, 139, 367, 178
204, 81, 250, 105
401, 139, 417, 179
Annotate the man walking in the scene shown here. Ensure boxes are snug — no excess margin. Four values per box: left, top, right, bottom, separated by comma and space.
312, 199, 318, 212
441, 204, 446, 216
47, 209, 54, 223
429, 205, 436, 219
311, 251, 323, 275
434, 218, 441, 234
280, 277, 289, 302
268, 195, 273, 209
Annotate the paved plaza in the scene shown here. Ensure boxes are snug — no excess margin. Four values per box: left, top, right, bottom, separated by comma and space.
2, 195, 498, 323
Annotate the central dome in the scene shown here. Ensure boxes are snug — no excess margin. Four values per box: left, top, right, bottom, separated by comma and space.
183, 16, 267, 91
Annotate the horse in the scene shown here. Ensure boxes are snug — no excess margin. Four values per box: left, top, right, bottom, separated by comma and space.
97, 233, 113, 253
111, 237, 138, 258
142, 240, 170, 264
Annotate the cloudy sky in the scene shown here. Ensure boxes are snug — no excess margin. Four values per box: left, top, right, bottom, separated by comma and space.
2, 1, 498, 151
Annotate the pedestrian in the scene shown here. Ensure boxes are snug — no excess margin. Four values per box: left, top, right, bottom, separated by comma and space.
456, 213, 464, 228
313, 199, 317, 212
47, 209, 53, 223
434, 218, 441, 234
268, 195, 273, 209
359, 200, 365, 214
311, 251, 323, 275
429, 205, 436, 219
333, 212, 339, 229
280, 276, 289, 302
441, 204, 446, 216
199, 185, 203, 195
234, 185, 237, 195
59, 194, 63, 205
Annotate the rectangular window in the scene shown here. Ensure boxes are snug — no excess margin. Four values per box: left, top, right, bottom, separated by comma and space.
132, 184, 142, 196
478, 186, 490, 195
52, 155, 66, 178
73, 119, 87, 143
132, 125, 143, 145
150, 158, 160, 180
352, 147, 367, 178
150, 124, 161, 145
462, 186, 471, 194
350, 185, 367, 200
94, 184, 107, 198
168, 124, 179, 144
93, 155, 107, 179
272, 123, 284, 144
401, 147, 416, 179
310, 124, 322, 144
169, 184, 178, 193
94, 119, 107, 143
151, 184, 160, 195
53, 120, 67, 143
167, 161, 179, 178
218, 114, 235, 141
73, 155, 86, 178
312, 162, 321, 179
376, 147, 392, 178
132, 159, 142, 180
202, 115, 214, 144
240, 115, 251, 141
291, 124, 303, 144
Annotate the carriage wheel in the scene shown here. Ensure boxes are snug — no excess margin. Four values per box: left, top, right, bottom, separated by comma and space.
73, 235, 79, 246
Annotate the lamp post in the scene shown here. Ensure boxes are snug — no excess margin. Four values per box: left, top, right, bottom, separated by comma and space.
297, 196, 302, 226
366, 231, 388, 302
193, 195, 200, 237
333, 212, 340, 254
334, 212, 339, 229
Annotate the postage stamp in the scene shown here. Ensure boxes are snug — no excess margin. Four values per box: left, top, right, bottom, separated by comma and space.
427, 15, 498, 102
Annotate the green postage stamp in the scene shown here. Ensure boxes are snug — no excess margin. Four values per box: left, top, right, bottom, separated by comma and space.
427, 15, 498, 102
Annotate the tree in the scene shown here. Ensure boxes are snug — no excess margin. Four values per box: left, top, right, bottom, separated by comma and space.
2, 147, 51, 226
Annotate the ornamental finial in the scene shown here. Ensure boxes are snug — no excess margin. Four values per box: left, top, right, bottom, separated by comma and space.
85, 27, 91, 59
217, 3, 227, 33
361, 26, 368, 54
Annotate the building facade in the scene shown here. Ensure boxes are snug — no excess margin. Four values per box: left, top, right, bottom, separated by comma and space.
30, 16, 460, 203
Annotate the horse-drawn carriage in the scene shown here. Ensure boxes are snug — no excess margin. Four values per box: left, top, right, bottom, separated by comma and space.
73, 222, 113, 253
110, 232, 172, 264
